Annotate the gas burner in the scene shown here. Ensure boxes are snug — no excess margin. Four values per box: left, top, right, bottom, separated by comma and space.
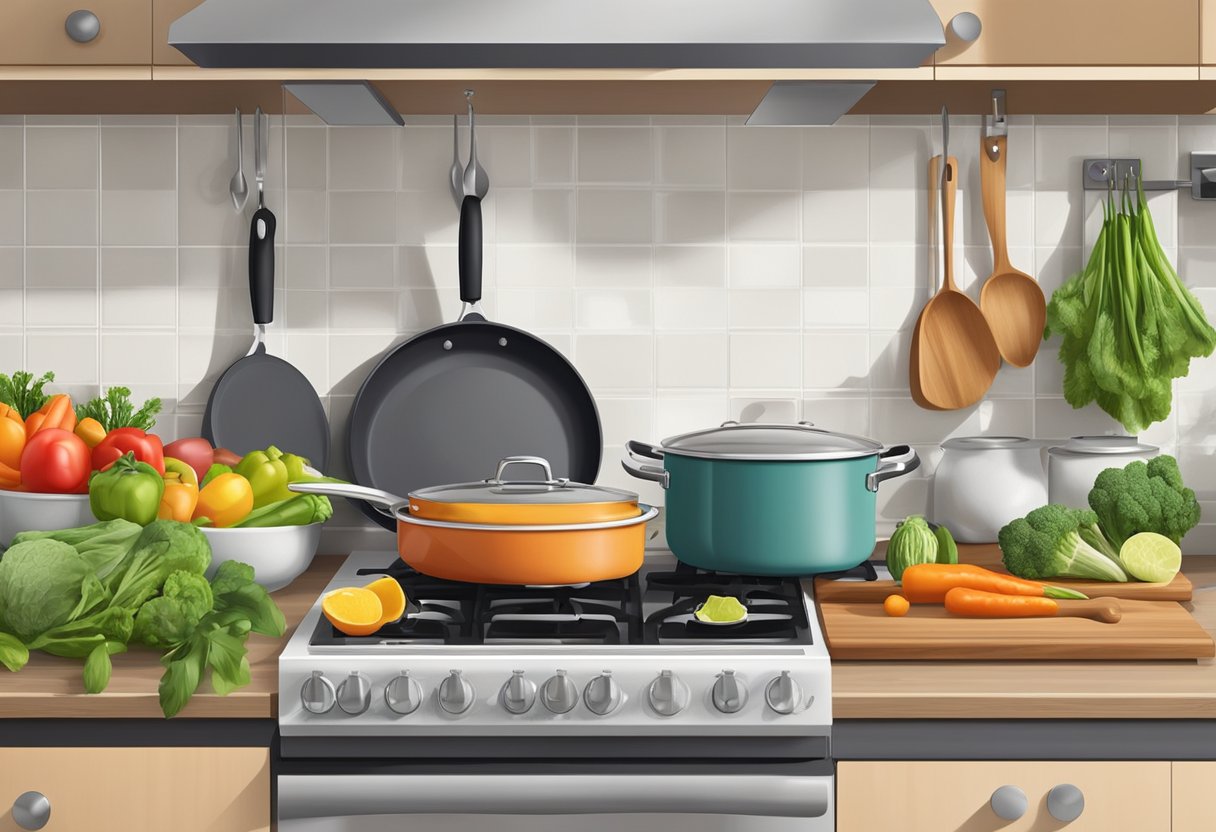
644, 562, 810, 644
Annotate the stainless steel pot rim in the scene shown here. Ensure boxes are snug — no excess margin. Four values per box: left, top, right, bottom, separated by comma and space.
1048, 435, 1159, 456
409, 455, 640, 507
655, 421, 883, 462
941, 435, 1034, 450
396, 504, 658, 532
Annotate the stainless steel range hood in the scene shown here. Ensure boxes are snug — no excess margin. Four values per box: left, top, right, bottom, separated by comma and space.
169, 0, 945, 70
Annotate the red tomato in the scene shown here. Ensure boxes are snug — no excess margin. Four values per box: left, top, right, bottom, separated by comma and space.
163, 437, 214, 482
92, 428, 165, 475
20, 429, 92, 494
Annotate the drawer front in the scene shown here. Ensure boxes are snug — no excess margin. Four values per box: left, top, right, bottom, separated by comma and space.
0, 0, 151, 65
837, 760, 1170, 831
0, 747, 269, 832
931, 0, 1199, 65
153, 0, 203, 66
1173, 762, 1216, 832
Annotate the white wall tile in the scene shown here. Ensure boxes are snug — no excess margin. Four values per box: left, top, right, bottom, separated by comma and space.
657, 333, 728, 388
655, 246, 725, 287
0, 192, 21, 245
803, 126, 869, 190
26, 289, 96, 327
27, 247, 96, 288
533, 127, 575, 185
330, 246, 395, 288
26, 126, 98, 189
575, 288, 651, 331
729, 332, 801, 389
729, 244, 799, 288
804, 332, 868, 389
575, 246, 651, 287
26, 191, 97, 245
497, 189, 572, 244
656, 191, 724, 244
803, 288, 868, 329
727, 126, 801, 190
329, 128, 397, 190
728, 289, 800, 329
101, 190, 176, 246
577, 190, 652, 244
657, 126, 726, 187
575, 334, 653, 390
101, 126, 175, 190
578, 127, 652, 184
803, 245, 867, 287
654, 287, 728, 331
0, 126, 22, 189
330, 191, 396, 244
728, 192, 799, 242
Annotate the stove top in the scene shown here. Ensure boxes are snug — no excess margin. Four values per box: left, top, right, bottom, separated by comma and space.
279, 549, 830, 737
309, 558, 812, 648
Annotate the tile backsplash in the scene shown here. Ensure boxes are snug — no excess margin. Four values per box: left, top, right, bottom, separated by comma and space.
1, 113, 1214, 552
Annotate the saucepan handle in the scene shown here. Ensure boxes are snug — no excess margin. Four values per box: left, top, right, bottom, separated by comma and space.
289, 481, 402, 520
865, 445, 920, 492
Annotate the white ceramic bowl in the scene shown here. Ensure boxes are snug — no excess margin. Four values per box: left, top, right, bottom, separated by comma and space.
201, 523, 323, 592
0, 491, 96, 547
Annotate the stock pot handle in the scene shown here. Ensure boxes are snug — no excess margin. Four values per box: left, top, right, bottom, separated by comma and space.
626, 439, 664, 460
866, 445, 920, 492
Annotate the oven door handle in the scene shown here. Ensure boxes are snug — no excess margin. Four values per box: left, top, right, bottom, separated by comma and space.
278, 774, 830, 818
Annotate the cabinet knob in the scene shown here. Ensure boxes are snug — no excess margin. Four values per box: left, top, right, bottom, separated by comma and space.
947, 12, 982, 43
989, 785, 1027, 821
64, 10, 101, 44
1047, 783, 1085, 822
12, 791, 51, 831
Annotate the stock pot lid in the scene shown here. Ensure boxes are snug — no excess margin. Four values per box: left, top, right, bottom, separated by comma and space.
659, 422, 882, 461
410, 456, 639, 506
1049, 435, 1159, 457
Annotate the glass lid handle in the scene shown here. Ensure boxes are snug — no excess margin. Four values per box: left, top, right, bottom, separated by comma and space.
491, 456, 567, 486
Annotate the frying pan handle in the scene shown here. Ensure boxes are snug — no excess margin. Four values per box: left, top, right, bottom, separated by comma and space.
289, 481, 401, 519
621, 456, 669, 489
458, 195, 482, 307
626, 440, 664, 461
249, 206, 276, 325
866, 445, 920, 492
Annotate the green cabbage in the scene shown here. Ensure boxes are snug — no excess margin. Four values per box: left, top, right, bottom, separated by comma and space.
887, 515, 938, 581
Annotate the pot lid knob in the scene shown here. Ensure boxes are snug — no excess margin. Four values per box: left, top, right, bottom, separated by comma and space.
648, 669, 690, 717
583, 670, 623, 716
385, 670, 423, 715
764, 671, 802, 715
438, 669, 475, 715
712, 669, 749, 714
541, 669, 579, 714
501, 670, 538, 715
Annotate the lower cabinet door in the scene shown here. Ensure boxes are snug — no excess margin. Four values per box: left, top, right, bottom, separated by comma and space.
0, 747, 269, 832
1173, 762, 1216, 832
837, 760, 1170, 832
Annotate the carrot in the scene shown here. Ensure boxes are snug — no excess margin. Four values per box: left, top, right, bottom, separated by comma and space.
883, 594, 910, 617
900, 563, 1087, 602
25, 394, 74, 438
944, 587, 1059, 618
0, 459, 21, 487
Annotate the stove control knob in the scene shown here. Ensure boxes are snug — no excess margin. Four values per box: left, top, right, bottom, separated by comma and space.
501, 670, 537, 714
583, 670, 623, 716
438, 669, 475, 715
300, 671, 336, 715
764, 671, 802, 715
541, 670, 578, 714
712, 670, 749, 714
336, 672, 372, 715
647, 669, 691, 717
384, 671, 424, 715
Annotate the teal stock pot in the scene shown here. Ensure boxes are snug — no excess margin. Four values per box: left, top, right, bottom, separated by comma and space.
622, 422, 919, 576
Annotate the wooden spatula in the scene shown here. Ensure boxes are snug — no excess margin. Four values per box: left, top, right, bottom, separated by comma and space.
910, 156, 945, 411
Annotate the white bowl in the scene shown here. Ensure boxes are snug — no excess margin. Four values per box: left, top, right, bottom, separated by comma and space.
0, 491, 96, 548
201, 523, 323, 592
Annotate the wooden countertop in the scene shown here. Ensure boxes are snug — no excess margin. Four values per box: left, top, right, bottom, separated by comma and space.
832, 558, 1216, 719
4, 554, 1215, 720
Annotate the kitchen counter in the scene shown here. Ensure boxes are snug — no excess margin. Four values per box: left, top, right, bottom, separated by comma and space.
3, 555, 1215, 721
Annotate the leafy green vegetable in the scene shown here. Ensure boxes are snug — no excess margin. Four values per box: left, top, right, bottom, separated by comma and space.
11, 519, 143, 579
74, 386, 162, 432
1045, 179, 1216, 433
1087, 454, 1201, 551
26, 605, 134, 658
0, 632, 29, 672
104, 520, 212, 611
234, 493, 333, 528
887, 515, 938, 581
934, 524, 959, 565
0, 370, 55, 419
998, 504, 1129, 582
0, 540, 107, 641
133, 571, 214, 648
83, 641, 126, 694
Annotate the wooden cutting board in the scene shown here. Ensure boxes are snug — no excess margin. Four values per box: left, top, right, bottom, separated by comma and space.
818, 598, 1216, 661
814, 544, 1194, 603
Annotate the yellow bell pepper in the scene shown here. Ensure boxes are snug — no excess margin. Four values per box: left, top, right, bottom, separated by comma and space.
74, 417, 107, 449
159, 471, 200, 523
0, 403, 25, 471
193, 472, 254, 528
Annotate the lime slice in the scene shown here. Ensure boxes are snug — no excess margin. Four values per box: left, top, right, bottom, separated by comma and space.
1119, 532, 1182, 583
695, 595, 747, 624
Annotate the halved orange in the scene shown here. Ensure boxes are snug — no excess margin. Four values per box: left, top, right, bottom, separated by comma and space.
322, 587, 384, 636
364, 577, 407, 627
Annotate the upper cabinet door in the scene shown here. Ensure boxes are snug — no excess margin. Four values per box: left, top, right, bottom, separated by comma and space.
932, 0, 1199, 65
153, 0, 203, 65
1203, 0, 1216, 63
0, 0, 151, 65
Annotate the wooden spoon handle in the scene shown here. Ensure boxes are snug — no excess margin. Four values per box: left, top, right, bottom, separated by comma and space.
980, 134, 1010, 270
928, 155, 941, 293
1055, 598, 1123, 624
941, 155, 959, 292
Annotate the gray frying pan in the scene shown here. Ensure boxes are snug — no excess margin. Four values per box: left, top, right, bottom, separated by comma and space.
346, 195, 602, 529
202, 110, 329, 469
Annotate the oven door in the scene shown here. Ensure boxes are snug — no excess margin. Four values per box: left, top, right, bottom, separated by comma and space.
278, 763, 834, 832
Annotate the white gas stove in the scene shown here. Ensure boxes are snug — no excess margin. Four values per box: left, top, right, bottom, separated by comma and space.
276, 537, 834, 830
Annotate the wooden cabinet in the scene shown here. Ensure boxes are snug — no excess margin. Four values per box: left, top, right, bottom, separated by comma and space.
1204, 0, 1216, 65
1173, 762, 1216, 832
153, 0, 202, 66
837, 760, 1171, 831
931, 0, 1199, 67
0, 0, 151, 66
0, 747, 269, 832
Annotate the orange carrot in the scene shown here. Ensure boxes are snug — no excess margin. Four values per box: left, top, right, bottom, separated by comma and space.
883, 594, 910, 617
900, 563, 1086, 602
25, 394, 75, 439
943, 587, 1060, 618
0, 459, 21, 487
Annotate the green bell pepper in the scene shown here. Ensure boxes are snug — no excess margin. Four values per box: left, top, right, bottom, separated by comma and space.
88, 451, 166, 526
281, 450, 311, 482
234, 445, 294, 508
234, 493, 334, 528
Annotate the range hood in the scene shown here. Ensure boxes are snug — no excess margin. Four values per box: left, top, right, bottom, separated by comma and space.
169, 0, 945, 70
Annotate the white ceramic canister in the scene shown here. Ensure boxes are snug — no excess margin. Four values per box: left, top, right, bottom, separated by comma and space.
1047, 436, 1159, 510
932, 437, 1048, 544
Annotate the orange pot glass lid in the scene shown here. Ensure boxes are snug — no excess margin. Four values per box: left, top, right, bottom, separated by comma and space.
409, 456, 639, 507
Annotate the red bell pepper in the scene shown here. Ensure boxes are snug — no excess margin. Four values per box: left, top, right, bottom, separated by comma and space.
92, 428, 165, 475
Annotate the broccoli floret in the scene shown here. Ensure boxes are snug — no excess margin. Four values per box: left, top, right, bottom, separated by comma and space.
1088, 455, 1201, 551
131, 571, 214, 648
999, 505, 1129, 582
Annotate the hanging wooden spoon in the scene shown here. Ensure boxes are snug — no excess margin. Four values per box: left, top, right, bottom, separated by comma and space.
911, 109, 1001, 410
909, 155, 945, 410
979, 133, 1046, 367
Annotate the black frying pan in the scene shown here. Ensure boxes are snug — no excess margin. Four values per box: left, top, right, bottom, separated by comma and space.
347, 195, 602, 529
